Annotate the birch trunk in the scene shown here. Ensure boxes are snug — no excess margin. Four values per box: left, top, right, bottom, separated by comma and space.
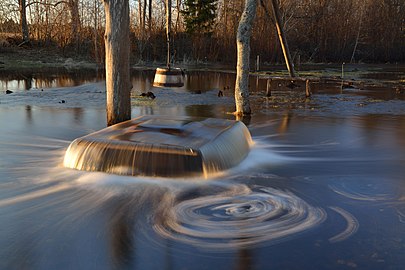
235, 0, 258, 115
103, 0, 131, 126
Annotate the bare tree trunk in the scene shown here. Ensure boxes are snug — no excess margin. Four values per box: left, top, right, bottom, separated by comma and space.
143, 0, 147, 31
103, 0, 131, 126
223, 1, 228, 38
138, 0, 143, 30
68, 0, 81, 53
94, 0, 98, 64
351, 3, 364, 63
268, 0, 295, 77
19, 0, 30, 44
166, 0, 171, 68
175, 0, 181, 32
137, 0, 146, 61
148, 0, 152, 30
234, 0, 258, 116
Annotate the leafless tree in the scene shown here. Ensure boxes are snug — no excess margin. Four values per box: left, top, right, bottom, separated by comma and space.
234, 0, 257, 116
68, 0, 80, 51
1, 0, 404, 63
19, 0, 29, 44
103, 0, 131, 125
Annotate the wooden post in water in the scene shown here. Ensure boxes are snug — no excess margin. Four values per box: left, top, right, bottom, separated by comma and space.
266, 79, 272, 97
305, 79, 311, 98
341, 62, 345, 91
341, 62, 345, 79
103, 0, 131, 126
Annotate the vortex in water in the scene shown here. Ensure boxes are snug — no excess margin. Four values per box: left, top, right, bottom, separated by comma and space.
153, 185, 326, 250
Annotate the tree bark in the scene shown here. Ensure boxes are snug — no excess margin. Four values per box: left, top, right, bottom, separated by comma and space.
235, 0, 257, 116
268, 0, 295, 77
138, 0, 143, 31
93, 0, 99, 64
148, 0, 152, 30
350, 3, 364, 63
68, 0, 80, 52
166, 0, 172, 68
19, 0, 30, 44
143, 0, 147, 31
103, 0, 131, 126
175, 0, 181, 32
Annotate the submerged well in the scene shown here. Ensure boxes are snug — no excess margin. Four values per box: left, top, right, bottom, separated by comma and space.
63, 116, 252, 177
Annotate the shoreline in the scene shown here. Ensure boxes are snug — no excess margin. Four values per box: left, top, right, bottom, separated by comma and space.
2, 47, 405, 71
1, 48, 404, 91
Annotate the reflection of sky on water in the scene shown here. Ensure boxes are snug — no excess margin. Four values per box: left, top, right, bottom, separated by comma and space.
0, 70, 100, 92
0, 77, 85, 91
1, 72, 405, 269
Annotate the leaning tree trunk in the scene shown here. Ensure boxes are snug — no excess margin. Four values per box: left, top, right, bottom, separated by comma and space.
19, 0, 30, 44
103, 0, 131, 126
269, 0, 295, 77
235, 0, 258, 116
260, 0, 295, 77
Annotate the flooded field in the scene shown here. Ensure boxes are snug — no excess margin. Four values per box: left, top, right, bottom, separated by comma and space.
1, 66, 405, 269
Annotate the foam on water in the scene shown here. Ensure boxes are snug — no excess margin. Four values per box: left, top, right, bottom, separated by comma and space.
0, 131, 291, 210
329, 180, 402, 204
328, 207, 359, 243
1, 131, 364, 251
152, 183, 326, 250
0, 183, 72, 207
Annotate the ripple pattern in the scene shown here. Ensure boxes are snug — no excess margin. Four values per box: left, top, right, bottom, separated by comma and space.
153, 185, 326, 250
328, 207, 359, 243
329, 183, 392, 202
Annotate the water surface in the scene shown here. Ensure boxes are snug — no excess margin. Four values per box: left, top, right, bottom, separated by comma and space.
1, 69, 405, 269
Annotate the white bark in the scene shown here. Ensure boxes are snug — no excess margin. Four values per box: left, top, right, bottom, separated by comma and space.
235, 0, 258, 115
104, 0, 131, 126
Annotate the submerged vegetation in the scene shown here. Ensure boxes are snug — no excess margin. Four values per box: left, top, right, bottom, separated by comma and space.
0, 0, 404, 65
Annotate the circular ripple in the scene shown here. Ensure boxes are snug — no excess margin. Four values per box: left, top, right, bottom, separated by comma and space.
153, 184, 326, 250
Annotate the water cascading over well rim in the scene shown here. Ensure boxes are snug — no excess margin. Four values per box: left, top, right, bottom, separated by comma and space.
63, 116, 252, 177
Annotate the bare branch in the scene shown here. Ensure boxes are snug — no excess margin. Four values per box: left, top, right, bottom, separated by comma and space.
25, 1, 67, 8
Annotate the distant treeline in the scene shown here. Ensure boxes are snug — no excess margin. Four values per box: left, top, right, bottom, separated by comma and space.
0, 0, 404, 64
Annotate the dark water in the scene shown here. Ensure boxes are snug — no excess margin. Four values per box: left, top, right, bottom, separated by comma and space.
1, 69, 405, 270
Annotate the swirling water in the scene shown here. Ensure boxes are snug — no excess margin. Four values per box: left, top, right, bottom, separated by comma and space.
1, 72, 405, 269
153, 183, 326, 250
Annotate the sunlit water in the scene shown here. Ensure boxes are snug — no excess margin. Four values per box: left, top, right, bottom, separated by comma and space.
1, 70, 405, 269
